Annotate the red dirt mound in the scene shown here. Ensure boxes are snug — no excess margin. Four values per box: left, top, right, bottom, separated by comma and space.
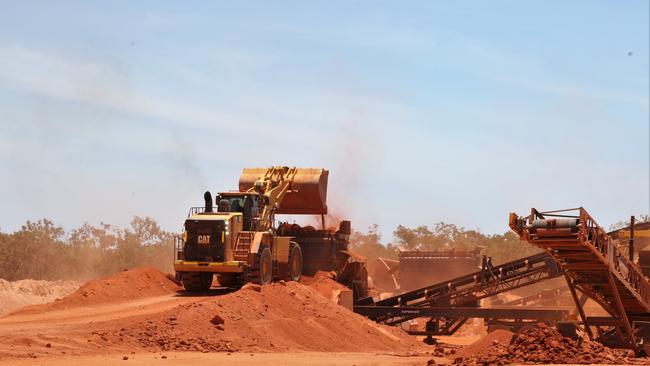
453, 329, 513, 360
300, 271, 346, 302
91, 280, 422, 353
14, 267, 180, 315
0, 279, 80, 316
450, 323, 648, 365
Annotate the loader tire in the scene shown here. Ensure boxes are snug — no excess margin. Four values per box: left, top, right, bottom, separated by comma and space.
247, 247, 273, 285
182, 272, 212, 292
288, 243, 302, 282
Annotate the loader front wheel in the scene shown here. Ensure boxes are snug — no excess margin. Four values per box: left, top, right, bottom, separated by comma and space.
245, 246, 273, 285
259, 247, 273, 285
288, 243, 302, 282
182, 272, 213, 292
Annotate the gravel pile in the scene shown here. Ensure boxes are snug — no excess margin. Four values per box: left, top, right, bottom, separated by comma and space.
450, 323, 650, 365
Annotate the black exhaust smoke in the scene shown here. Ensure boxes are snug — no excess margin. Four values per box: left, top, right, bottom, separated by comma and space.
204, 191, 213, 213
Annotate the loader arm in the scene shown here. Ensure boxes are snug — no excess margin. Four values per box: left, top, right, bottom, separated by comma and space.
246, 167, 298, 230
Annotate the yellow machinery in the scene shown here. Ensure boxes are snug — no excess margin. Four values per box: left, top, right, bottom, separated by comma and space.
174, 167, 349, 291
609, 220, 650, 277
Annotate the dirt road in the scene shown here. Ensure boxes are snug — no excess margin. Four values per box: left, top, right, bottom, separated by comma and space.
0, 292, 211, 359
1, 352, 434, 366
0, 293, 198, 330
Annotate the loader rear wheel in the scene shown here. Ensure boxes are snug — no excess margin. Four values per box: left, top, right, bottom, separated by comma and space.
182, 272, 212, 292
288, 243, 302, 282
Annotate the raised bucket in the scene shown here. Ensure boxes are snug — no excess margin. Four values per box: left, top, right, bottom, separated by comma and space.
238, 167, 328, 215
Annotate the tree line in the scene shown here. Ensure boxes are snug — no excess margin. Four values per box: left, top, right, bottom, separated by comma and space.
0, 217, 174, 281
349, 222, 541, 265
0, 217, 566, 281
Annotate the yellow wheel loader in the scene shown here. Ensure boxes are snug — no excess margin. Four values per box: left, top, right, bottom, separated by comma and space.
174, 167, 368, 297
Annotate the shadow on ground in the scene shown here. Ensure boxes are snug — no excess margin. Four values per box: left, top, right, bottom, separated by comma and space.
174, 286, 238, 297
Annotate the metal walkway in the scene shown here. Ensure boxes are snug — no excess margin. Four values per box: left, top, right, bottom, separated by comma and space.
510, 207, 650, 353
355, 252, 566, 336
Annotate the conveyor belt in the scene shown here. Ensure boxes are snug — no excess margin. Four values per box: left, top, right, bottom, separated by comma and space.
510, 207, 650, 353
354, 252, 565, 334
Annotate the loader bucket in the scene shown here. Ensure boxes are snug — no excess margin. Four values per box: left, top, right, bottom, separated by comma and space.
239, 167, 328, 215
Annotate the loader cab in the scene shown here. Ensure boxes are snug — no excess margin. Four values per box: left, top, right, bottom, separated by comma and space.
216, 192, 260, 231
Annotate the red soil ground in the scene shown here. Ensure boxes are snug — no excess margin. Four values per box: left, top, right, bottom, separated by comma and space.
0, 267, 423, 362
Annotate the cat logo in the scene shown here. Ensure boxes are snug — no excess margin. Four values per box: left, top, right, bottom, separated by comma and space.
198, 235, 210, 244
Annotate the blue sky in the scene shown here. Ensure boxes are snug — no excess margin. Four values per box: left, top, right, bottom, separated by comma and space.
0, 1, 648, 242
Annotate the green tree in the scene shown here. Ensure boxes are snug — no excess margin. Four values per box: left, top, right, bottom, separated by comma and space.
350, 224, 397, 261
392, 223, 541, 265
0, 219, 67, 280
0, 217, 176, 281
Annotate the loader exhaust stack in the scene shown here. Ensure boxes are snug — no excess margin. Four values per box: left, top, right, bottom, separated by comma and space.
203, 191, 213, 213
